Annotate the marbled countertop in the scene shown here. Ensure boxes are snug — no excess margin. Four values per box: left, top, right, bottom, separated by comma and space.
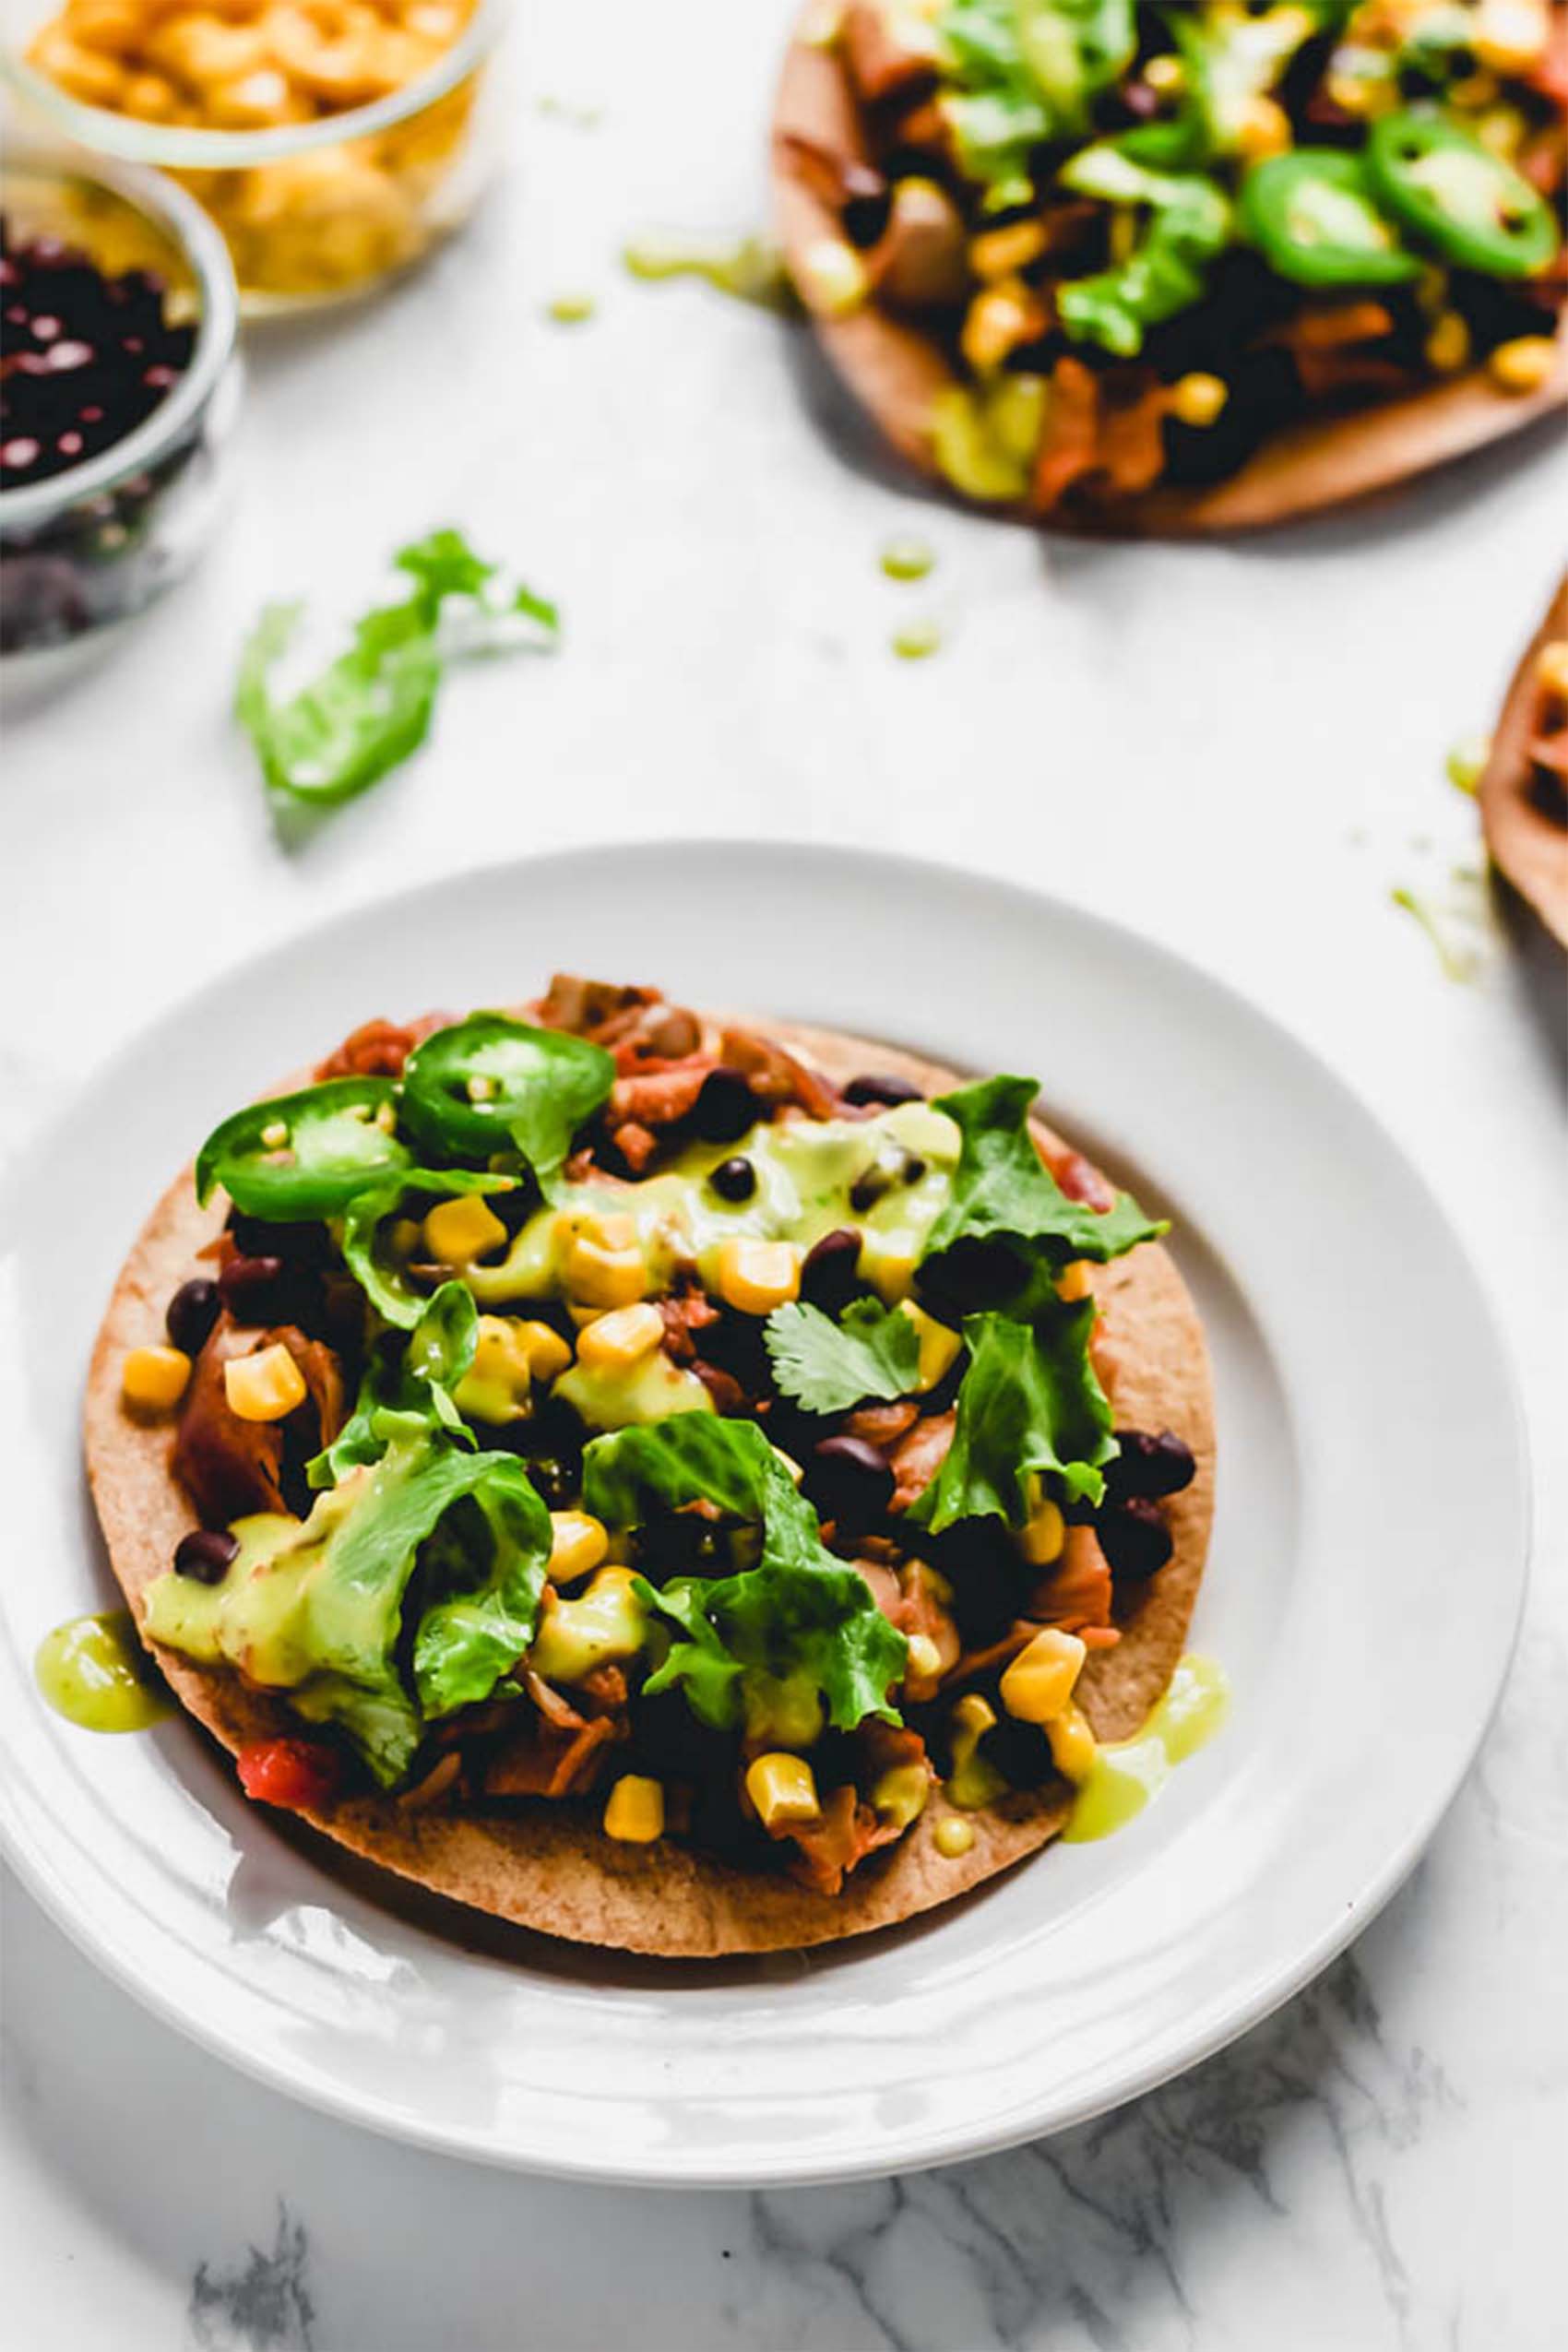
2, 6, 1564, 2346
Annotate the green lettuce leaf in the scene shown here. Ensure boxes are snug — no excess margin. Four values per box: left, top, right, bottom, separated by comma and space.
339, 1170, 515, 1329
145, 1431, 550, 1784
938, 0, 1136, 202
920, 1075, 1164, 1294
236, 528, 559, 817
908, 1301, 1117, 1529
308, 1280, 478, 1489
585, 1417, 908, 1731
763, 1298, 921, 1414
1056, 146, 1233, 355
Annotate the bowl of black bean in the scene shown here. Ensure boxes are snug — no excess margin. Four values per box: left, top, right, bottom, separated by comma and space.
1, 135, 239, 663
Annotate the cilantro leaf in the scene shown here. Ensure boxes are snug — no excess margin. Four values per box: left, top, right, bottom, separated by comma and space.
236, 529, 558, 818
584, 1417, 908, 1732
908, 1302, 1117, 1530
920, 1075, 1165, 1285
763, 1298, 922, 1415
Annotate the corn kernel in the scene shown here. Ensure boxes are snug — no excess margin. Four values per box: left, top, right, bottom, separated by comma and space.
933, 1814, 976, 1858
223, 1343, 307, 1423
1169, 371, 1228, 428
714, 1238, 800, 1314
423, 1194, 508, 1265
897, 1301, 961, 1391
872, 1762, 931, 1829
1424, 310, 1471, 374
548, 1510, 610, 1586
1235, 96, 1290, 160
970, 219, 1047, 281
576, 1301, 665, 1371
1143, 53, 1182, 93
947, 1692, 1006, 1808
121, 1344, 192, 1412
519, 1320, 573, 1380
1472, 0, 1549, 76
745, 1752, 821, 1829
1000, 1628, 1087, 1724
1047, 1700, 1098, 1784
1019, 1496, 1066, 1567
603, 1775, 665, 1843
1489, 336, 1559, 395
906, 1632, 944, 1682
1535, 641, 1568, 706
562, 1218, 647, 1308
1056, 1261, 1091, 1302
961, 281, 1038, 375
795, 236, 866, 318
453, 1318, 534, 1425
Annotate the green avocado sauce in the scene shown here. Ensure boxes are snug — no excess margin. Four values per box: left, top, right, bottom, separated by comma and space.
621, 233, 795, 312
1063, 1656, 1229, 1844
465, 1102, 960, 1317
35, 1611, 172, 1732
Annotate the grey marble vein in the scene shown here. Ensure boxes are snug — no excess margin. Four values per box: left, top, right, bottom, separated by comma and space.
189, 2204, 316, 2352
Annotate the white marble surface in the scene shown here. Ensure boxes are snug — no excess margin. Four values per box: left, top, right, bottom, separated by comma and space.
2, 4, 1565, 2344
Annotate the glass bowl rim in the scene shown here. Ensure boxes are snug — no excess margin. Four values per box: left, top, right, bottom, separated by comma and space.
0, 136, 240, 532
0, 0, 505, 171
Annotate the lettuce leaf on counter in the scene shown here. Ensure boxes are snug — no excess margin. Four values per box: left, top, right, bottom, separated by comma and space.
236, 528, 558, 817
764, 1298, 921, 1415
583, 1417, 908, 1732
908, 1301, 1117, 1529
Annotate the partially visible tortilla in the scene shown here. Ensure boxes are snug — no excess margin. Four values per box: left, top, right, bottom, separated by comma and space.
1479, 576, 1568, 948
771, 22, 1568, 537
85, 1016, 1216, 1956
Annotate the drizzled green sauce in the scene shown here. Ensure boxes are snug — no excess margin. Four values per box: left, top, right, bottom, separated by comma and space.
621, 234, 796, 313
1063, 1656, 1229, 1844
35, 1611, 171, 1732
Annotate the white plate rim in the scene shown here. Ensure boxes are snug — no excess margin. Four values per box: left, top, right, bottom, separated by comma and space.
0, 837, 1532, 2187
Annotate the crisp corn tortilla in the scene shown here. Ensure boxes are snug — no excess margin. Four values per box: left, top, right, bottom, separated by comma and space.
1480, 576, 1568, 948
85, 1015, 1216, 1957
770, 22, 1568, 537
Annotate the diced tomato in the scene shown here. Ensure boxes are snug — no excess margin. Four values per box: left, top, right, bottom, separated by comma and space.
236, 1737, 339, 1811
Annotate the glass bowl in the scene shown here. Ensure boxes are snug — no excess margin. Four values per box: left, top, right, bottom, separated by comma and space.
0, 0, 509, 313
1, 137, 241, 664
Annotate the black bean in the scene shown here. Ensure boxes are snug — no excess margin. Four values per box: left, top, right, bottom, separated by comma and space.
800, 1227, 864, 1313
1098, 1498, 1173, 1580
710, 1156, 756, 1204
218, 1253, 289, 1324
806, 1435, 895, 1534
228, 1212, 332, 1266
173, 1528, 239, 1584
689, 1067, 757, 1144
1106, 1430, 1196, 1502
844, 1073, 922, 1109
165, 1277, 221, 1357
849, 1167, 892, 1214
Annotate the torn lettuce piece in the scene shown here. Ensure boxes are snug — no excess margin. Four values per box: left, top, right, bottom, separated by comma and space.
143, 1432, 552, 1784
236, 528, 559, 815
908, 1301, 1117, 1530
339, 1169, 517, 1330
919, 1075, 1164, 1291
308, 1280, 479, 1489
584, 1417, 908, 1732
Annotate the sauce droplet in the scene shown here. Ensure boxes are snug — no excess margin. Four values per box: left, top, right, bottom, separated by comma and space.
35, 1610, 172, 1733
545, 292, 597, 325
621, 233, 796, 313
880, 537, 936, 583
892, 621, 943, 661
1063, 1656, 1229, 1845
933, 1814, 975, 1859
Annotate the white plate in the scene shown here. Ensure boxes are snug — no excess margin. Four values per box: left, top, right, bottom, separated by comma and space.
0, 842, 1528, 2187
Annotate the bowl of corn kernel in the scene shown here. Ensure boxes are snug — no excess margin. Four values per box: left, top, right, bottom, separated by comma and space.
1, 0, 507, 310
